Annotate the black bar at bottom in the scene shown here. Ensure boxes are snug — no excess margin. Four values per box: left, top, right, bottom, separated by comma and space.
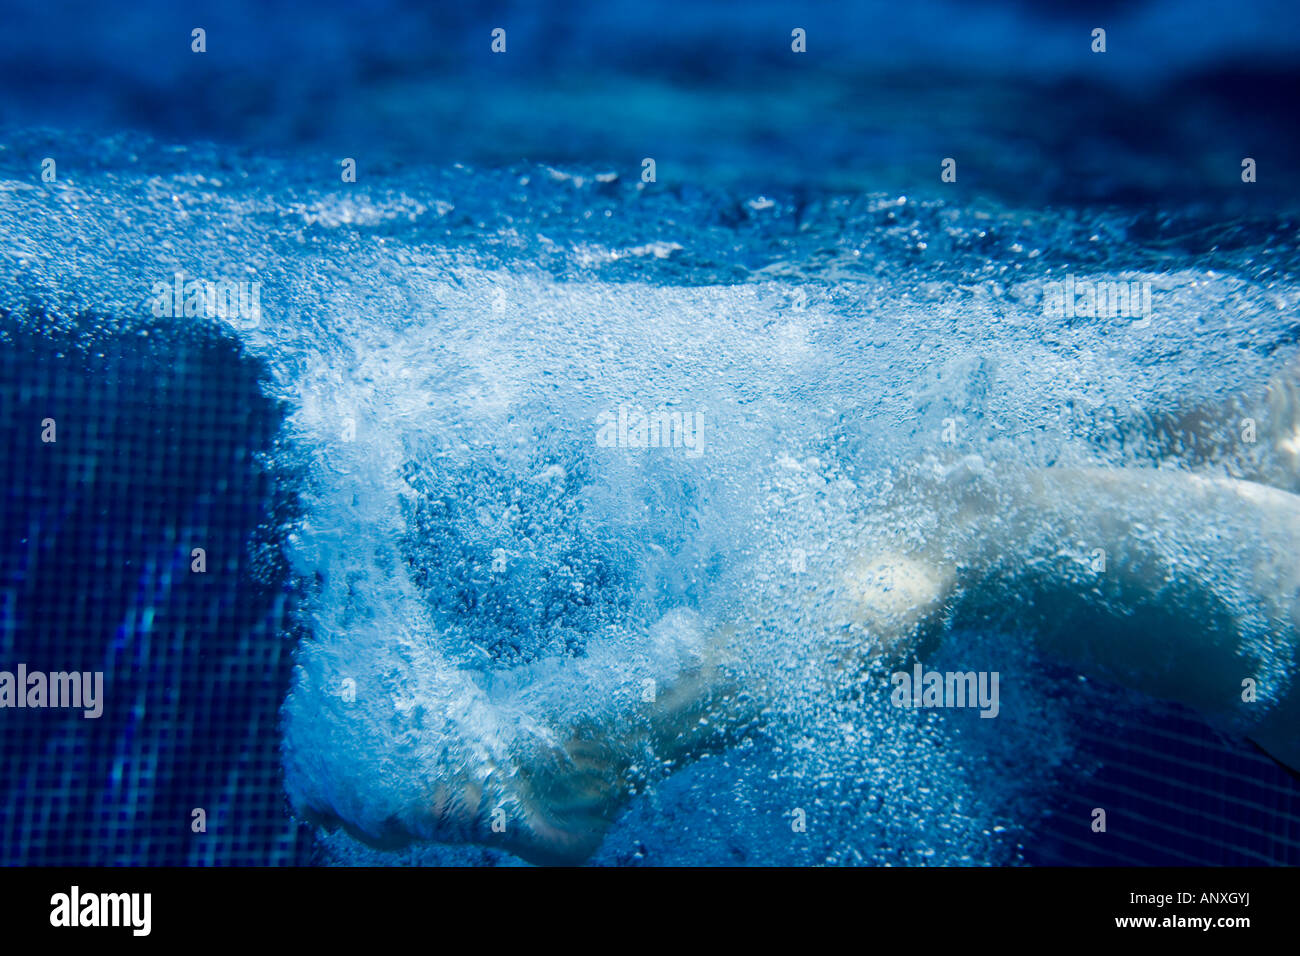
0, 866, 1285, 942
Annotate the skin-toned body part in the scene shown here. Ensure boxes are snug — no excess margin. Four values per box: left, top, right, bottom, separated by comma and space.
283, 370, 1300, 866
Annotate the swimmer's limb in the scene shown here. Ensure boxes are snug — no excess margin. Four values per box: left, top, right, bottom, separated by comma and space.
283, 612, 757, 866
285, 462, 1300, 864
852, 462, 1300, 772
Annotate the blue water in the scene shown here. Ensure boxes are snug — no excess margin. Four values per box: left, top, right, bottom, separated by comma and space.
2, 0, 1299, 866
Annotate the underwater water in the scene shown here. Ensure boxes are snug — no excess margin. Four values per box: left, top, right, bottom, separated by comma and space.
2, 0, 1300, 867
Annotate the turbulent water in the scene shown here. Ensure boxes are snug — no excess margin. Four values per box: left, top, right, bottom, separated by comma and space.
2, 130, 1298, 864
